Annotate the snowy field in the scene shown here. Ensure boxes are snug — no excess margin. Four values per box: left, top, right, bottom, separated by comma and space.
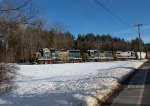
0, 60, 145, 106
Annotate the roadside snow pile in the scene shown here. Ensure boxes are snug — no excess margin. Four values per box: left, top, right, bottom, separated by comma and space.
0, 60, 145, 106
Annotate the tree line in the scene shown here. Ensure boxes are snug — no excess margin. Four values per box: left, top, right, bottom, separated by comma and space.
0, 25, 149, 63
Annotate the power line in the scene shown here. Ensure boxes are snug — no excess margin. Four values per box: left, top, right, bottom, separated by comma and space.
94, 0, 134, 30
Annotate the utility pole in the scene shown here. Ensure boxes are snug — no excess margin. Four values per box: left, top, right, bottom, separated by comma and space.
135, 24, 143, 60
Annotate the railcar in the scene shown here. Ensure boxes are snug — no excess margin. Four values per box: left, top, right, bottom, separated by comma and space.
31, 48, 54, 64
83, 50, 99, 62
135, 52, 146, 59
98, 51, 107, 61
146, 52, 150, 59
68, 50, 82, 62
104, 51, 114, 60
115, 51, 136, 60
54, 49, 69, 62
98, 51, 114, 61
53, 49, 82, 63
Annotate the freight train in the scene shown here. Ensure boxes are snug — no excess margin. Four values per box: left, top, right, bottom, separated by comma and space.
30, 48, 147, 64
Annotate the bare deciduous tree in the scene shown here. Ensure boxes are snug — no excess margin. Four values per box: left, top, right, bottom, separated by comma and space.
0, 0, 40, 62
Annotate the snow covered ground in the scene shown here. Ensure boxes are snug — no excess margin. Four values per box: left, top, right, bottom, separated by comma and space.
0, 60, 145, 106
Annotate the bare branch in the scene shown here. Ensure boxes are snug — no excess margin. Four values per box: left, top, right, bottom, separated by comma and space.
0, 0, 31, 12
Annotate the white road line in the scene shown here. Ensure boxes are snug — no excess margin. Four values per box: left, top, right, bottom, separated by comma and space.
137, 69, 148, 105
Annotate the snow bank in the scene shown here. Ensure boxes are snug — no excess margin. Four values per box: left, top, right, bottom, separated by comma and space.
0, 60, 145, 106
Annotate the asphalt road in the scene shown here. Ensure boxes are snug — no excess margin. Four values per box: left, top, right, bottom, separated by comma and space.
102, 60, 150, 106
